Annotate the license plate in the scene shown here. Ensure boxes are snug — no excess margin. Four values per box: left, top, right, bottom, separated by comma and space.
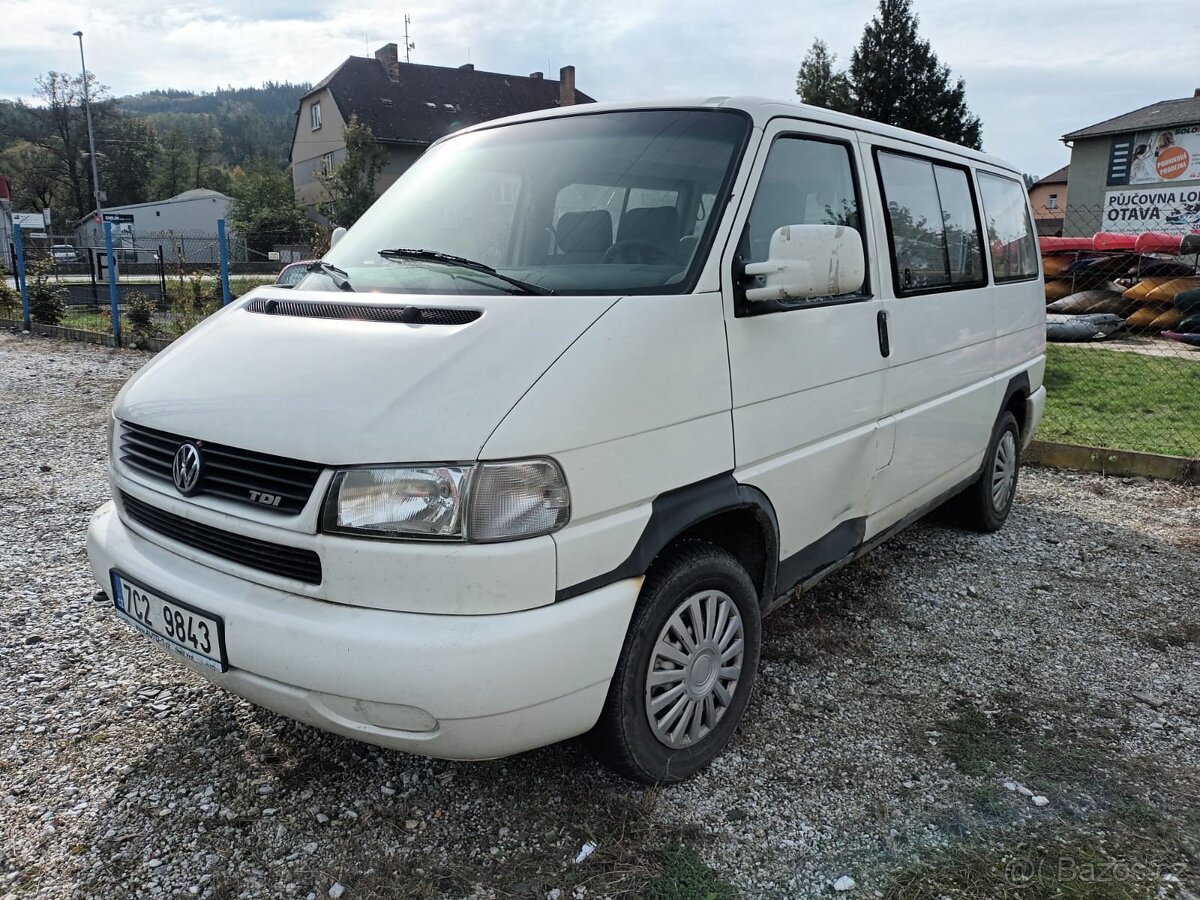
110, 571, 227, 673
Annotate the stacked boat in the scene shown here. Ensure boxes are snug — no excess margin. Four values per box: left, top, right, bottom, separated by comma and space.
1040, 232, 1200, 346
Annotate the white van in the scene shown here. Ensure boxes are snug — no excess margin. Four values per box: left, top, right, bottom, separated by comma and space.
87, 98, 1045, 783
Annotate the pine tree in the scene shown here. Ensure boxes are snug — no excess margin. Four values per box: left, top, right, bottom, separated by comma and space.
795, 40, 855, 113
846, 0, 982, 149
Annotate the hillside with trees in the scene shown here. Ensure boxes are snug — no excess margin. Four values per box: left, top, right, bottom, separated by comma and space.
0, 79, 308, 226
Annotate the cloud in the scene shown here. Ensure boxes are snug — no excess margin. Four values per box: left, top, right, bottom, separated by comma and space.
2, 0, 1197, 177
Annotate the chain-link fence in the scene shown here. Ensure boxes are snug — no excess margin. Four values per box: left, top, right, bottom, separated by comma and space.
1035, 204, 1200, 460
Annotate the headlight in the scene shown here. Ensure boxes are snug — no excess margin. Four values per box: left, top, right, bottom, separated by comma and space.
322, 458, 569, 542
323, 466, 470, 539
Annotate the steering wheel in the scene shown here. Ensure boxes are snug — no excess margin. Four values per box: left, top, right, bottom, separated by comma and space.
603, 239, 678, 265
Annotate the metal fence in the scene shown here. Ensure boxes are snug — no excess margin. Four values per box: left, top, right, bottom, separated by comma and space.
1035, 204, 1200, 460
1, 220, 302, 349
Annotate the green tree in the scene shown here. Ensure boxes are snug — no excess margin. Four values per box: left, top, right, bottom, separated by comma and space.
795, 40, 855, 113
227, 160, 312, 257
152, 128, 192, 198
317, 114, 388, 227
0, 141, 62, 212
97, 114, 161, 207
847, 0, 982, 149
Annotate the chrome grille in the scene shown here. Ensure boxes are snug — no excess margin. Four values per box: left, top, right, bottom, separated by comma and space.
119, 421, 323, 515
120, 492, 322, 584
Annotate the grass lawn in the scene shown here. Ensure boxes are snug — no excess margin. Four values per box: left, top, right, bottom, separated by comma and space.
1040, 343, 1200, 458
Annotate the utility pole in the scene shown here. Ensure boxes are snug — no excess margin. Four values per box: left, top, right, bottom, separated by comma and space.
404, 15, 415, 63
73, 31, 104, 228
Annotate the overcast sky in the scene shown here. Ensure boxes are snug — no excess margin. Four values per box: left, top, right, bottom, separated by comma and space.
3, 0, 1197, 178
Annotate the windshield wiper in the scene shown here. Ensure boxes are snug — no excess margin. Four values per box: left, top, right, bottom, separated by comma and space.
306, 260, 354, 292
378, 248, 554, 295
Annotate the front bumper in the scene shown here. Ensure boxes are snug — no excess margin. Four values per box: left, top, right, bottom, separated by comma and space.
87, 502, 640, 759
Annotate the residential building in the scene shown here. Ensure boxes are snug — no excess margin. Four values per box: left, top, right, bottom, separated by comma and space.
291, 46, 594, 211
73, 188, 233, 263
1060, 90, 1200, 236
1027, 165, 1068, 236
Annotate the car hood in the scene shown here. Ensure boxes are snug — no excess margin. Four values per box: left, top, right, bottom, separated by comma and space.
115, 290, 617, 465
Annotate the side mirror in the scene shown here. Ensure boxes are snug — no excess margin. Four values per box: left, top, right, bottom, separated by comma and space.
329, 226, 348, 249
743, 224, 865, 302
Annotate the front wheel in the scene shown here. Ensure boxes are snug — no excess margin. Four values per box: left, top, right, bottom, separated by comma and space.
951, 410, 1021, 532
587, 541, 762, 784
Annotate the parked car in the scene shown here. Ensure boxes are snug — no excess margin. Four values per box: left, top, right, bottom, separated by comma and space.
51, 244, 79, 262
274, 260, 314, 288
87, 97, 1045, 783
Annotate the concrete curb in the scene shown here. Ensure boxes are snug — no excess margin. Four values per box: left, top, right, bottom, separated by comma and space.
1025, 440, 1200, 483
1, 318, 173, 353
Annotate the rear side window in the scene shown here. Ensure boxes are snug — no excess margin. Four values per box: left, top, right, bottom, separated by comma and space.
876, 151, 985, 295
976, 172, 1038, 282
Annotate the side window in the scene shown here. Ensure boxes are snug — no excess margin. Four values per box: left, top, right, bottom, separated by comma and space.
310, 102, 322, 130
741, 136, 866, 303
744, 138, 862, 264
876, 151, 985, 294
934, 167, 984, 285
977, 172, 1039, 282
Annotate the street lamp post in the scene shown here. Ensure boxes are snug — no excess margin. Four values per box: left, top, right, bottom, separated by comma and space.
73, 30, 103, 225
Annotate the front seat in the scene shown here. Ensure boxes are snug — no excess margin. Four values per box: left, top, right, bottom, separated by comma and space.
549, 210, 613, 264
615, 206, 682, 260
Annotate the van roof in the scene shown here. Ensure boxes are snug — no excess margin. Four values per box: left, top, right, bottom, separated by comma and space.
445, 96, 1015, 172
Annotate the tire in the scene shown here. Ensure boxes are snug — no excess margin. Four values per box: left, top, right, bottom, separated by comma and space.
586, 540, 762, 784
951, 411, 1021, 533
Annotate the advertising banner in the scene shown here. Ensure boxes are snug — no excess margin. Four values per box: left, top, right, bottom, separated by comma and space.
1108, 125, 1200, 186
1103, 186, 1200, 234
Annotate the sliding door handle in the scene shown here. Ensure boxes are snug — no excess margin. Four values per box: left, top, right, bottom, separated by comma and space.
877, 310, 891, 358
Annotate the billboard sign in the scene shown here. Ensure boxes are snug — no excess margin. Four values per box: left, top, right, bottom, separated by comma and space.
1108, 125, 1200, 186
1103, 186, 1200, 234
12, 211, 45, 228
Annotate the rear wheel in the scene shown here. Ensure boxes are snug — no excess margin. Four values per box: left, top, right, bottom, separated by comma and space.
951, 410, 1021, 532
587, 541, 762, 784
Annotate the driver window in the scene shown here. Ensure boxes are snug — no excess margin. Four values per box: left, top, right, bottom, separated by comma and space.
742, 137, 863, 267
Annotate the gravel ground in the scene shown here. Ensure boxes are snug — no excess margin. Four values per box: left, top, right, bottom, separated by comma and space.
2, 332, 1198, 900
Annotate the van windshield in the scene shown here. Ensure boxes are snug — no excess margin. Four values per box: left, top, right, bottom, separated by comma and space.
317, 109, 750, 296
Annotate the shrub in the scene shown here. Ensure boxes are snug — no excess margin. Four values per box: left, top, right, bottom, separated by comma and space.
124, 292, 156, 332
0, 264, 19, 319
27, 258, 66, 326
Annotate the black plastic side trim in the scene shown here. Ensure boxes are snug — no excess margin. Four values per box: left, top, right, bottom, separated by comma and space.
554, 473, 778, 602
776, 516, 866, 599
1001, 371, 1031, 435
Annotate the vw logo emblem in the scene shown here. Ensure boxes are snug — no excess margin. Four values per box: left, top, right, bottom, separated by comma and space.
172, 443, 203, 495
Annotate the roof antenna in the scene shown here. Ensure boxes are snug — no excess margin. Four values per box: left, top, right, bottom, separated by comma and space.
404, 14, 415, 63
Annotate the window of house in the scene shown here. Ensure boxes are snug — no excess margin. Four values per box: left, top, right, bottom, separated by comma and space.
876, 150, 985, 295
311, 102, 322, 130
321, 152, 335, 175
977, 171, 1039, 282
1047, 192, 1059, 209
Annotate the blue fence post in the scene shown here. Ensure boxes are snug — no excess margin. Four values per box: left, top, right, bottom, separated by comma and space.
13, 223, 30, 331
104, 221, 120, 345
217, 218, 232, 306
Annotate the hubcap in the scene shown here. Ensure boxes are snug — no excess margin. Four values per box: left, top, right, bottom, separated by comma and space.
991, 430, 1017, 512
645, 589, 744, 748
